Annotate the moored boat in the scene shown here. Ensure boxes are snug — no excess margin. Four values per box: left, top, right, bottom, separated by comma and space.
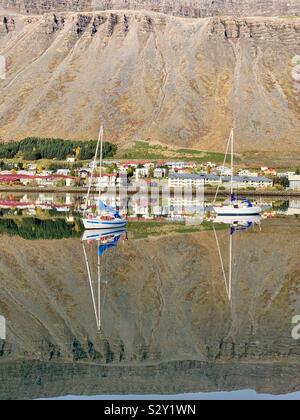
213, 129, 262, 217
82, 124, 126, 230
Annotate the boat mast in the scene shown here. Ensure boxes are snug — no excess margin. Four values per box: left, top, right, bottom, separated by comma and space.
230, 128, 234, 199
213, 131, 231, 203
98, 125, 104, 203
84, 124, 103, 213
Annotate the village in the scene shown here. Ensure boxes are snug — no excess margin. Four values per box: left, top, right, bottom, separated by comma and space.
0, 158, 299, 192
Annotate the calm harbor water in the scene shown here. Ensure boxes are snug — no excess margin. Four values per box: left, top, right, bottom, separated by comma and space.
0, 193, 300, 400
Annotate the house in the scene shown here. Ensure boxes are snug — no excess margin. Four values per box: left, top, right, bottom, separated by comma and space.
26, 163, 37, 171
17, 169, 37, 176
56, 169, 71, 176
153, 168, 166, 178
89, 161, 98, 169
261, 167, 277, 176
79, 168, 91, 179
238, 170, 259, 177
222, 176, 273, 189
135, 167, 149, 179
216, 166, 232, 176
40, 170, 53, 176
88, 173, 118, 188
201, 174, 221, 185
289, 175, 300, 190
28, 176, 54, 187
206, 162, 216, 169
0, 170, 15, 175
64, 177, 76, 187
165, 162, 186, 171
169, 162, 196, 172
120, 161, 153, 170
277, 171, 295, 178
169, 173, 205, 188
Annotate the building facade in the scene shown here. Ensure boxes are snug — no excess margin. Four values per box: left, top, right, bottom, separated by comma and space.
289, 175, 300, 190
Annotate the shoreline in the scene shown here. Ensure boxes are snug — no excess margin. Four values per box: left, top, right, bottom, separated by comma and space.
0, 186, 299, 197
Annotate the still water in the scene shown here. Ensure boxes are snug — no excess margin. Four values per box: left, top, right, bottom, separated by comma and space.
0, 193, 299, 400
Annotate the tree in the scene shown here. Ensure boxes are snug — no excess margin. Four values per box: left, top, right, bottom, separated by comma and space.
106, 164, 117, 174
0, 137, 118, 161
149, 167, 154, 178
127, 166, 134, 178
273, 176, 289, 189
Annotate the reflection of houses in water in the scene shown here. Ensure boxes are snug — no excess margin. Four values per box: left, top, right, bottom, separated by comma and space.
167, 197, 204, 217
132, 203, 152, 219
128, 196, 169, 219
152, 205, 169, 217
98, 194, 126, 215
286, 200, 300, 215
65, 194, 72, 206
99, 194, 120, 209
0, 315, 5, 340
34, 194, 55, 207
125, 195, 205, 219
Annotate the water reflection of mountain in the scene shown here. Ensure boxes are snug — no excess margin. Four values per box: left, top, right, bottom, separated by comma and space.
0, 218, 300, 399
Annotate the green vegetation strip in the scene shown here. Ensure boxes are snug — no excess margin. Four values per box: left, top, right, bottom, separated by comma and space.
122, 141, 238, 163
0, 217, 228, 240
127, 220, 227, 239
0, 137, 117, 161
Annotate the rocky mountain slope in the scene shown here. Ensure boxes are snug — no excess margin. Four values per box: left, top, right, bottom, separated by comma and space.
0, 218, 300, 399
1, 0, 300, 18
0, 3, 299, 159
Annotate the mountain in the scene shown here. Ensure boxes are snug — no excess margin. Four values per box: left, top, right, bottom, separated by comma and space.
0, 3, 299, 161
0, 219, 300, 399
2, 0, 300, 17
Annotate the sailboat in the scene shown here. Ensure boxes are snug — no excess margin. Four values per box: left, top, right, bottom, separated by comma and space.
82, 125, 126, 230
213, 129, 262, 216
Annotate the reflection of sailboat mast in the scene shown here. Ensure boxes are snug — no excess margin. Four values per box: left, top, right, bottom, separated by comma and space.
82, 241, 101, 331
229, 232, 232, 302
213, 225, 232, 303
81, 228, 126, 332
214, 217, 262, 306
97, 240, 101, 331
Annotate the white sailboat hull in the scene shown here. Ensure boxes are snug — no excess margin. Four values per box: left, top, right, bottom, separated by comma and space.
213, 206, 262, 216
214, 215, 262, 225
81, 227, 126, 241
83, 218, 126, 230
